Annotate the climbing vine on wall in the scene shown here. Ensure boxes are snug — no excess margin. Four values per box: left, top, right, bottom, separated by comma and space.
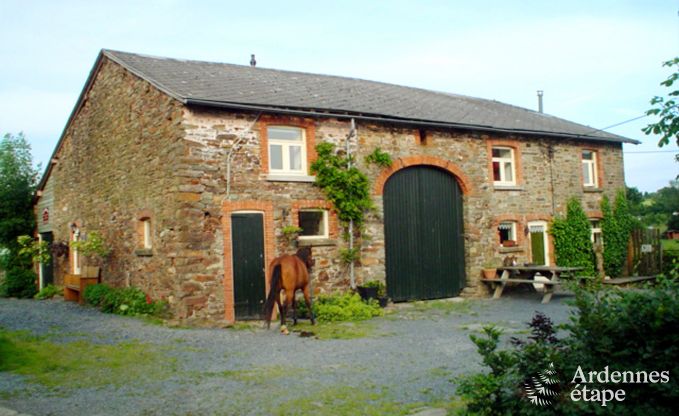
310, 142, 374, 226
601, 190, 637, 277
550, 198, 596, 276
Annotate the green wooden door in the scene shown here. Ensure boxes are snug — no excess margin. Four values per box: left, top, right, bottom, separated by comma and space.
383, 166, 465, 301
231, 213, 266, 319
39, 232, 54, 287
530, 231, 546, 266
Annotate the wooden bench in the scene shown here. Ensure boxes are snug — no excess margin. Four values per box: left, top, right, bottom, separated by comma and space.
603, 276, 657, 286
481, 278, 562, 304
63, 268, 100, 304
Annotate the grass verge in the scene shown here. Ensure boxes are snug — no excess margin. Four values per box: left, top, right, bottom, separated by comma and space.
0, 327, 176, 390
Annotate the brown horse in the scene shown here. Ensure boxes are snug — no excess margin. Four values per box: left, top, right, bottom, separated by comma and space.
263, 246, 316, 329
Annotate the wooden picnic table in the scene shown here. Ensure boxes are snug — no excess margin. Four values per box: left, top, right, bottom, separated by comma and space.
481, 265, 583, 304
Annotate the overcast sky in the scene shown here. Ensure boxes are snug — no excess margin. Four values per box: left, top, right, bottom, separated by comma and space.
1, 0, 677, 192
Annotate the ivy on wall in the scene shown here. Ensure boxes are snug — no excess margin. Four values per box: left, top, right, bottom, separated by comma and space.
310, 142, 374, 226
601, 190, 636, 278
550, 198, 596, 276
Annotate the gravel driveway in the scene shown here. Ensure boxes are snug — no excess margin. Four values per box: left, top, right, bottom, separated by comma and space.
0, 291, 573, 416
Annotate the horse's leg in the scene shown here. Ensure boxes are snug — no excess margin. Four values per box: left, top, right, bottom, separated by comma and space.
276, 290, 285, 327
292, 293, 298, 326
282, 288, 295, 327
303, 285, 315, 325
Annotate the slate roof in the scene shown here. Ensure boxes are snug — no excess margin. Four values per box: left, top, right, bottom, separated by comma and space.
103, 49, 635, 144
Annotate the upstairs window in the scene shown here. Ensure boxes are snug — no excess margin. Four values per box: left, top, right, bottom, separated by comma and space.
582, 150, 598, 187
298, 209, 328, 239
268, 126, 306, 175
498, 221, 517, 247
492, 147, 516, 186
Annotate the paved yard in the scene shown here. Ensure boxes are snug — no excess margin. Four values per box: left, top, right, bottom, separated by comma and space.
0, 291, 573, 415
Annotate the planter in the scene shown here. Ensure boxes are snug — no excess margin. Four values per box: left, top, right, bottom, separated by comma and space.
378, 296, 389, 308
482, 268, 498, 279
357, 286, 378, 301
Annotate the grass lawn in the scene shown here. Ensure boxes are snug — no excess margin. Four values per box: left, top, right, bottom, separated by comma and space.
661, 238, 679, 252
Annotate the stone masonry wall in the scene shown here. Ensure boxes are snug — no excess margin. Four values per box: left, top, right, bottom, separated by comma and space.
179, 107, 625, 321
39, 58, 185, 308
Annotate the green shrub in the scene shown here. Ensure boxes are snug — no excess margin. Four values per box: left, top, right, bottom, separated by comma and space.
83, 283, 113, 307
294, 292, 382, 323
550, 198, 596, 276
84, 284, 166, 317
0, 267, 37, 298
458, 280, 679, 415
601, 191, 636, 277
34, 284, 62, 300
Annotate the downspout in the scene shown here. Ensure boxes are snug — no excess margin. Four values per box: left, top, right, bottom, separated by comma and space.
346, 118, 357, 289
225, 112, 262, 199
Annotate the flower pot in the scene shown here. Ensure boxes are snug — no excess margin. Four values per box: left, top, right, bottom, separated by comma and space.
357, 286, 378, 301
482, 268, 497, 279
378, 296, 389, 308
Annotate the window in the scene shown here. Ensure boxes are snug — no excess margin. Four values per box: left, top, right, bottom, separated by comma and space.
590, 219, 603, 246
298, 209, 328, 239
71, 227, 81, 275
268, 126, 306, 175
492, 147, 515, 185
582, 150, 598, 187
142, 219, 152, 249
498, 221, 517, 247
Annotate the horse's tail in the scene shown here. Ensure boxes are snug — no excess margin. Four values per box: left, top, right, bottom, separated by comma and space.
263, 264, 281, 328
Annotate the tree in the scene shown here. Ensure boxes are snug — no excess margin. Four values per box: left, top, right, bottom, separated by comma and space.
643, 57, 679, 161
0, 132, 40, 297
668, 213, 679, 231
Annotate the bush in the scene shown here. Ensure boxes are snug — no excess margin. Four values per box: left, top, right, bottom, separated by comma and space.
294, 292, 382, 323
550, 198, 596, 276
83, 283, 113, 307
34, 284, 62, 300
457, 281, 679, 415
84, 284, 166, 317
0, 267, 36, 298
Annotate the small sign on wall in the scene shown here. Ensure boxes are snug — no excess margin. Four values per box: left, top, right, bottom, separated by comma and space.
42, 208, 49, 224
640, 244, 653, 253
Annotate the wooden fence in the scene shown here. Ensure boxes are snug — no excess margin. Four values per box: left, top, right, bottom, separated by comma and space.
626, 228, 662, 277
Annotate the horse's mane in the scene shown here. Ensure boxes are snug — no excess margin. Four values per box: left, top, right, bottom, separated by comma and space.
295, 246, 312, 269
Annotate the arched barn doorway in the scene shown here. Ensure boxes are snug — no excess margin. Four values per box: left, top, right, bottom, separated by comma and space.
383, 165, 465, 301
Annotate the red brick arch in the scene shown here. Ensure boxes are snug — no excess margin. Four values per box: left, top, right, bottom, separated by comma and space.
373, 155, 473, 196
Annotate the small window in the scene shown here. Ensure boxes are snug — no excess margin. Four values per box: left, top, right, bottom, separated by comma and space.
498, 221, 517, 247
268, 126, 306, 175
298, 210, 328, 239
582, 150, 598, 187
71, 228, 81, 275
590, 219, 603, 246
492, 147, 515, 185
142, 219, 152, 249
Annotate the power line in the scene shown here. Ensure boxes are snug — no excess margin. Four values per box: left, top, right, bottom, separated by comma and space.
623, 150, 678, 154
581, 114, 648, 136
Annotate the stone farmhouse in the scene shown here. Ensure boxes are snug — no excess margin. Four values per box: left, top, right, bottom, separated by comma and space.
33, 49, 636, 323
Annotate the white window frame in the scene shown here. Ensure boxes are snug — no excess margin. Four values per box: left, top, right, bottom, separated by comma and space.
590, 219, 603, 245
491, 147, 516, 186
582, 150, 598, 187
297, 209, 329, 240
498, 221, 517, 247
72, 229, 81, 275
268, 126, 307, 176
142, 219, 152, 249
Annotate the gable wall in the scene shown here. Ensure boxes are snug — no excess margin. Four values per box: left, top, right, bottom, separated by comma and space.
38, 58, 185, 303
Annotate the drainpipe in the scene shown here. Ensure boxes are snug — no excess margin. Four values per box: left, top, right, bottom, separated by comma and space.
346, 118, 357, 289
225, 112, 262, 199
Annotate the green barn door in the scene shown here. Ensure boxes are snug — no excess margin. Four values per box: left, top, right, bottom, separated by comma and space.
530, 232, 545, 266
231, 213, 266, 319
383, 166, 465, 301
